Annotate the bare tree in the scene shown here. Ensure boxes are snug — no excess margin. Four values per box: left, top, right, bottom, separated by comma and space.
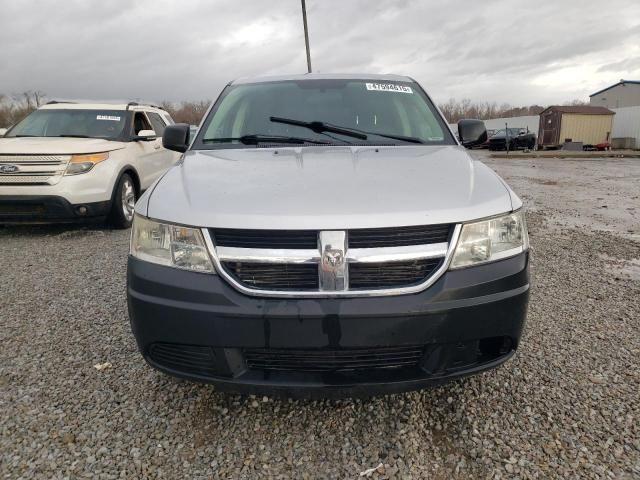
0, 91, 47, 127
438, 98, 547, 123
161, 100, 211, 125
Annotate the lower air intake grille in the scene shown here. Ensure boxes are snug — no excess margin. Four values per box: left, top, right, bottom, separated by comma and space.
148, 343, 218, 377
349, 258, 443, 289
222, 262, 319, 291
244, 346, 425, 372
0, 203, 46, 216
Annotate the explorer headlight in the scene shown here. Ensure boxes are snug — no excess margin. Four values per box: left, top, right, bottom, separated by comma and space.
130, 215, 215, 273
65, 152, 109, 175
450, 210, 529, 269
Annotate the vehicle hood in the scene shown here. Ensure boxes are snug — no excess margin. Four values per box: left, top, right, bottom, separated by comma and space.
0, 137, 127, 155
144, 145, 515, 229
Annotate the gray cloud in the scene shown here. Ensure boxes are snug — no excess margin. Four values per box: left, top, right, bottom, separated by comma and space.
0, 0, 638, 106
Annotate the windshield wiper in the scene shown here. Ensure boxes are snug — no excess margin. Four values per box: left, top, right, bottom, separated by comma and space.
270, 116, 367, 140
269, 116, 424, 144
368, 132, 425, 144
202, 134, 331, 145
58, 134, 91, 138
14, 135, 39, 137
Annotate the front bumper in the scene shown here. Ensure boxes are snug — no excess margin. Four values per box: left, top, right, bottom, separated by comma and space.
0, 195, 111, 224
127, 252, 530, 397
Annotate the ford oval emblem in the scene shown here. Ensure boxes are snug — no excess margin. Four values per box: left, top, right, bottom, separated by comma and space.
0, 164, 19, 174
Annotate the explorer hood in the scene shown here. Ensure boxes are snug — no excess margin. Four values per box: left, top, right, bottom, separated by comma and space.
143, 145, 516, 230
0, 137, 127, 155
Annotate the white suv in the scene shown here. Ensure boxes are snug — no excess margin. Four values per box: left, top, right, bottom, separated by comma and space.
0, 102, 180, 227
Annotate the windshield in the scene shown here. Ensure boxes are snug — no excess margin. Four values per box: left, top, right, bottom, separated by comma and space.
197, 79, 454, 148
7, 109, 128, 140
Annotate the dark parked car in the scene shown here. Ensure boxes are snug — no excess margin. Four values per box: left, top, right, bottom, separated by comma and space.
480, 129, 496, 149
489, 128, 536, 151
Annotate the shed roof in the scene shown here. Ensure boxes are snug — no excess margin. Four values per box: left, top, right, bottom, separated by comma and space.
589, 80, 640, 97
540, 105, 615, 115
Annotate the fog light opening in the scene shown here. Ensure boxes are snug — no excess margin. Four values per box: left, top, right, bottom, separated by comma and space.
76, 206, 88, 216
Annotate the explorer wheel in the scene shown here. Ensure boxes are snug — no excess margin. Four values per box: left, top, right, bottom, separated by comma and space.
110, 173, 136, 229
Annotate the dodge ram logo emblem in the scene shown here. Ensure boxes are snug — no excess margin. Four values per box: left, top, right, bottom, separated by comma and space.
0, 164, 19, 174
323, 248, 344, 268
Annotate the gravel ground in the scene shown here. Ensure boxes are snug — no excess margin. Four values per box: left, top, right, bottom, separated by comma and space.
1, 156, 639, 479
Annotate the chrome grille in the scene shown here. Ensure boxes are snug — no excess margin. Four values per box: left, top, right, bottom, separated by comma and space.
205, 224, 458, 298
349, 258, 443, 290
223, 262, 320, 290
348, 224, 451, 248
0, 155, 70, 185
214, 229, 318, 249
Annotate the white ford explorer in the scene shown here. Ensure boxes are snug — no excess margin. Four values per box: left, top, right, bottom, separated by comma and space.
0, 102, 180, 227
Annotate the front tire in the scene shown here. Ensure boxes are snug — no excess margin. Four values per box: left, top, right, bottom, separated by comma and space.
109, 173, 136, 229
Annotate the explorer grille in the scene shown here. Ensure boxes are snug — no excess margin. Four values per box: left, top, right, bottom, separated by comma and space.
244, 346, 425, 372
209, 224, 455, 296
0, 155, 70, 185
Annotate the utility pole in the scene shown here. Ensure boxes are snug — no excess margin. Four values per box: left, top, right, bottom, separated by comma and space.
301, 0, 312, 73
505, 122, 509, 155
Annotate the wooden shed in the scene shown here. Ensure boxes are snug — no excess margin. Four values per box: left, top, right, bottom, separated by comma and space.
538, 106, 615, 149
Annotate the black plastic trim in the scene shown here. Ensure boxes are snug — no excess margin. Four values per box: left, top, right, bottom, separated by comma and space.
0, 195, 110, 224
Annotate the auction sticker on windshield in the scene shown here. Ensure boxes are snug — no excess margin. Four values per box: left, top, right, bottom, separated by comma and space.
366, 83, 413, 93
97, 115, 121, 121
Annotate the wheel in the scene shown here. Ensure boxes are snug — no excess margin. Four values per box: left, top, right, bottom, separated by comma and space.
109, 173, 136, 229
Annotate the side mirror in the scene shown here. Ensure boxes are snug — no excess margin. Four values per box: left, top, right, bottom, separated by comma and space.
457, 119, 487, 148
163, 124, 191, 153
0, 128, 7, 137
134, 129, 157, 141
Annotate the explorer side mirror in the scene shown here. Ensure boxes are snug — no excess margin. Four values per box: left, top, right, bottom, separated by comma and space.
457, 119, 488, 148
134, 129, 157, 141
163, 124, 191, 153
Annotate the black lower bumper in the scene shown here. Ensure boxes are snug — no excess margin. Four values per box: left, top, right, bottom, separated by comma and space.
0, 195, 111, 224
127, 253, 530, 397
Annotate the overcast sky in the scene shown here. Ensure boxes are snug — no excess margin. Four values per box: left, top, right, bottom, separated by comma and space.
1, 0, 638, 106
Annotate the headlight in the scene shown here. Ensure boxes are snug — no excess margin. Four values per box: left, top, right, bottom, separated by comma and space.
450, 210, 529, 269
65, 152, 109, 175
130, 215, 215, 273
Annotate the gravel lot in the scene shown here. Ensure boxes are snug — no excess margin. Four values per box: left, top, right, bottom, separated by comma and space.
1, 154, 639, 479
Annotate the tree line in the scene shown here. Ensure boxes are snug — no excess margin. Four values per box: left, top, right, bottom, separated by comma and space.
0, 91, 588, 128
437, 98, 588, 123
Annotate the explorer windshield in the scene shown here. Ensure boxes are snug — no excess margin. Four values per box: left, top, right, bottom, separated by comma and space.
197, 79, 454, 148
7, 109, 127, 140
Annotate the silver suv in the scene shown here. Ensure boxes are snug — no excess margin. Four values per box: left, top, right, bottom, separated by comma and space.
127, 74, 530, 397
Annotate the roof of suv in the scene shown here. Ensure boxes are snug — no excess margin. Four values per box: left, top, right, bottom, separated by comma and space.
39, 102, 165, 112
231, 73, 414, 85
